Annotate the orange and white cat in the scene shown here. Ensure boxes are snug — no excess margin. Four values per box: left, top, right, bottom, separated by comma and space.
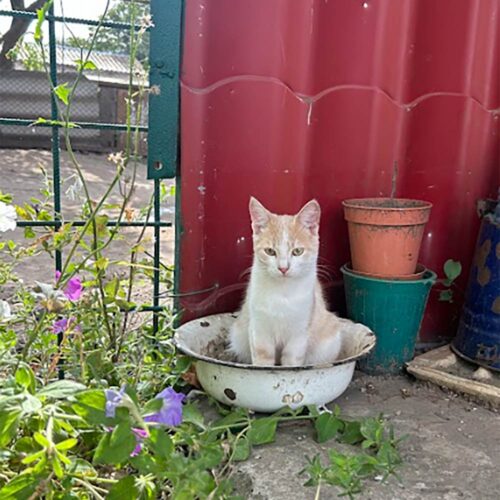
229, 197, 344, 366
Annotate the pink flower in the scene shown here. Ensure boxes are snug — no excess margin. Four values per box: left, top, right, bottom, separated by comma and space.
55, 271, 83, 301
131, 428, 149, 457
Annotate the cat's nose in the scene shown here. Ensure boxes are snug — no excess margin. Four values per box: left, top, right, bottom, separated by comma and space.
278, 266, 289, 275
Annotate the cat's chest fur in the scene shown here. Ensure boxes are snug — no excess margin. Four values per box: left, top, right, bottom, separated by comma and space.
248, 276, 314, 329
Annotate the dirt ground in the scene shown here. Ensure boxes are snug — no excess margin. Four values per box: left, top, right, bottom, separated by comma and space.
233, 374, 500, 500
0, 148, 175, 301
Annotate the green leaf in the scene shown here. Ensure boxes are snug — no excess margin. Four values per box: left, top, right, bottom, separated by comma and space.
55, 438, 78, 451
0, 473, 41, 499
24, 227, 36, 239
360, 417, 381, 443
107, 476, 139, 500
182, 402, 205, 428
95, 257, 109, 272
34, 0, 53, 41
142, 397, 163, 416
75, 59, 97, 71
21, 450, 45, 465
31, 117, 79, 128
175, 355, 192, 373
233, 436, 251, 461
439, 289, 454, 303
70, 458, 96, 476
247, 417, 278, 446
54, 83, 70, 106
33, 432, 50, 448
21, 394, 42, 415
148, 427, 173, 459
444, 259, 462, 282
52, 456, 64, 479
72, 390, 107, 425
0, 410, 21, 447
315, 412, 344, 443
38, 380, 86, 399
195, 443, 224, 469
93, 424, 136, 465
306, 405, 321, 418
339, 421, 364, 445
14, 437, 38, 454
56, 450, 71, 465
15, 366, 36, 394
213, 407, 249, 430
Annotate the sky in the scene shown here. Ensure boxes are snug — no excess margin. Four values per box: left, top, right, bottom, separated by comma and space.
0, 0, 110, 41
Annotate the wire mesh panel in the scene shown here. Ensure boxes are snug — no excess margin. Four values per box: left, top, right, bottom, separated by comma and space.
0, 0, 182, 375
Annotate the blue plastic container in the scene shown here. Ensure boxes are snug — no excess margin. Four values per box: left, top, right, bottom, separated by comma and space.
452, 211, 500, 371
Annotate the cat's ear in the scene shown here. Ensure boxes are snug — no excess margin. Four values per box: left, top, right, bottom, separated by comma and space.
249, 197, 271, 234
296, 199, 320, 233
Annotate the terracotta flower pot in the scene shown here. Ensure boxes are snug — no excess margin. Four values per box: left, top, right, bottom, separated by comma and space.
342, 198, 432, 277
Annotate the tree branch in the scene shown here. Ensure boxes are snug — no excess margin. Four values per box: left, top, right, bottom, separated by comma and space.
0, 0, 47, 69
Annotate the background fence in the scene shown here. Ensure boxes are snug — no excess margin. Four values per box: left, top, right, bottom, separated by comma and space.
0, 0, 182, 362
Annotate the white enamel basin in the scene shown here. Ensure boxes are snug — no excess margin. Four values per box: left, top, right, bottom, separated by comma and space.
174, 313, 375, 413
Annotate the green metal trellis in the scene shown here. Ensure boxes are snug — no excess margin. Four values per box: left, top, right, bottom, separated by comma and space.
0, 1, 183, 362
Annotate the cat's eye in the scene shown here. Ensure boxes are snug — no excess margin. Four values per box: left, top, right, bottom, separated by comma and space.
292, 247, 304, 256
264, 248, 276, 256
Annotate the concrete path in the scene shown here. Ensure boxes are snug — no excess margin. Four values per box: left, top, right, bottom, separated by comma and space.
234, 374, 500, 500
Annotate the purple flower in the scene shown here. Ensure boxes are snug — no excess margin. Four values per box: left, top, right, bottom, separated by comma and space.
105, 386, 126, 418
55, 271, 83, 301
131, 428, 149, 457
144, 387, 185, 427
52, 316, 79, 334
52, 318, 68, 334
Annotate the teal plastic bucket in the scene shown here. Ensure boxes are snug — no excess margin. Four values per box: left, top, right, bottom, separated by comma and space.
341, 264, 436, 374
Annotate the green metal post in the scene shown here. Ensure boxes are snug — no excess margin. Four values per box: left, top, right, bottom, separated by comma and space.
47, 3, 64, 379
147, 0, 182, 180
153, 179, 161, 334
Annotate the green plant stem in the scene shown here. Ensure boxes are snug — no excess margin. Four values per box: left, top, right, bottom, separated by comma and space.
72, 478, 106, 499
314, 481, 322, 500
58, 0, 114, 343
18, 310, 47, 365
219, 425, 250, 478
115, 192, 153, 362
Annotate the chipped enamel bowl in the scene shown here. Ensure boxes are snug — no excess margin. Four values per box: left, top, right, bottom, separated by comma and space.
174, 313, 376, 413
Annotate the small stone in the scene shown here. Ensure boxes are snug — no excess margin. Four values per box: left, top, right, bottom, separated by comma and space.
365, 382, 376, 394
472, 367, 493, 381
401, 388, 411, 398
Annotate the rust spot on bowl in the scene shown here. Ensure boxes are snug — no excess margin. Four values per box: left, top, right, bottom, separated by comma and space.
224, 388, 236, 400
282, 391, 304, 404
200, 321, 210, 327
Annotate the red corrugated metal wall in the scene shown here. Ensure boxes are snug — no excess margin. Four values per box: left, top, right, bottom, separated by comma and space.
178, 0, 500, 342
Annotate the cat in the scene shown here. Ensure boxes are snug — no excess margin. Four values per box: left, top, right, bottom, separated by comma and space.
229, 197, 344, 366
